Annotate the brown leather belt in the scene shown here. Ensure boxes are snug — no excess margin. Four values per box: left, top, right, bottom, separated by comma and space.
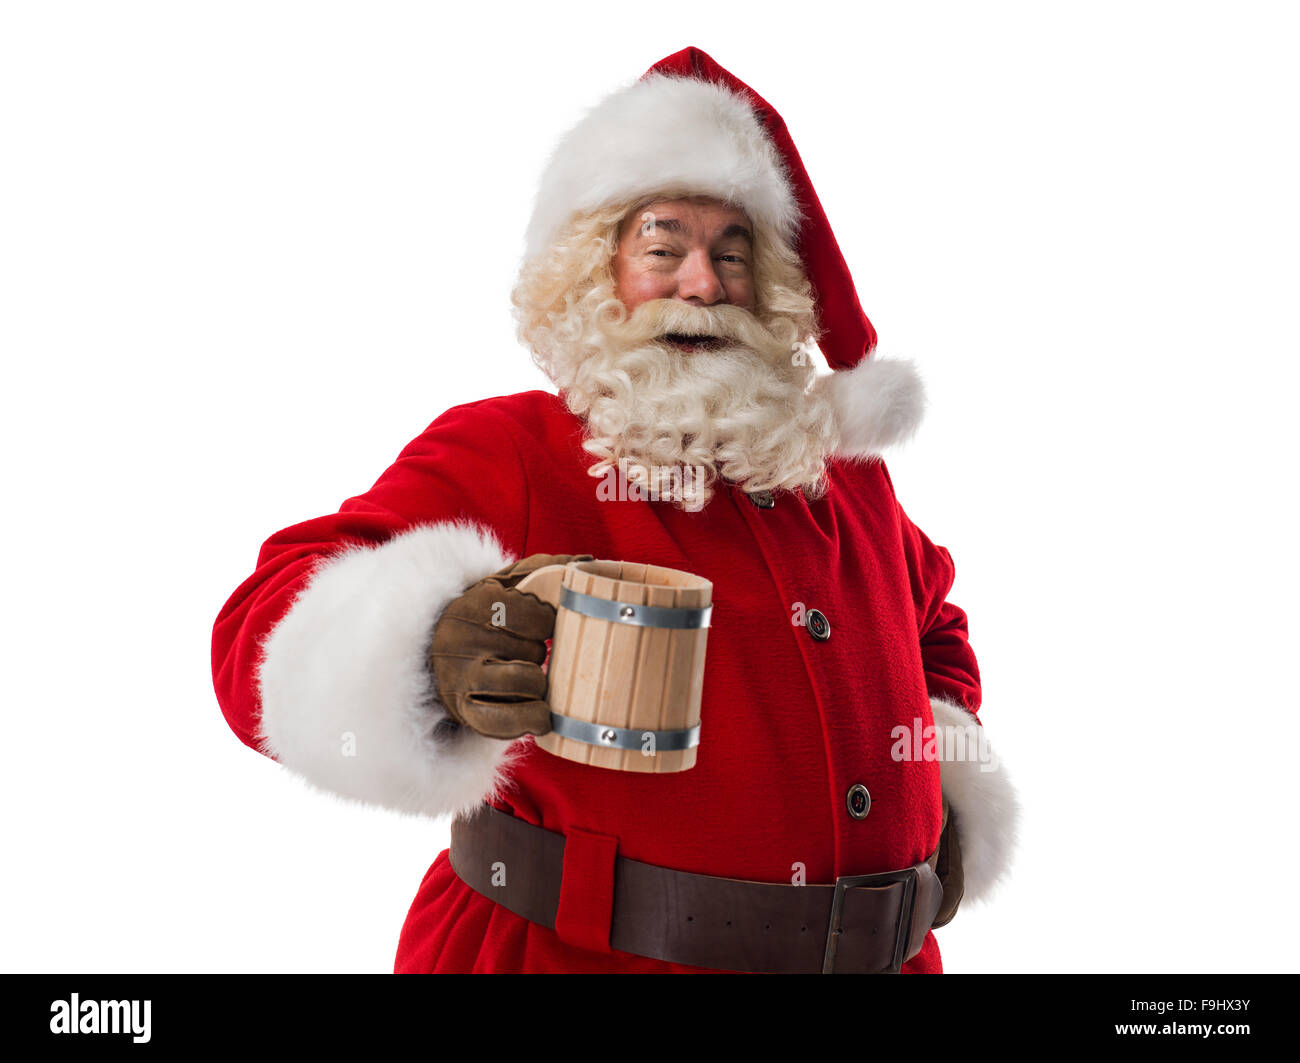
449, 802, 945, 973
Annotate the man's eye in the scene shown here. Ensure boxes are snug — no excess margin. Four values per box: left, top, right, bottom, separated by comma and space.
718, 255, 746, 264
649, 249, 675, 257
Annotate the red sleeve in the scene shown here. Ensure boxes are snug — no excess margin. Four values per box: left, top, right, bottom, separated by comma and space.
883, 476, 982, 719
210, 399, 530, 755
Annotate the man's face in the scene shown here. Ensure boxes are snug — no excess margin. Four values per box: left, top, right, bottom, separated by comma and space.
610, 196, 756, 351
522, 193, 833, 506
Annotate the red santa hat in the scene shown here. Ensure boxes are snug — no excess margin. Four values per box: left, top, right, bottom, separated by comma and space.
523, 46, 924, 454
524, 46, 879, 373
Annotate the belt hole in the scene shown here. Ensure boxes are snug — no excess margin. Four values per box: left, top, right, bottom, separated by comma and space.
686, 915, 693, 922
725, 920, 731, 928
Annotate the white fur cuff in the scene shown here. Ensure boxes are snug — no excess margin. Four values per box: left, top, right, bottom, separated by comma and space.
930, 696, 1020, 904
255, 521, 521, 820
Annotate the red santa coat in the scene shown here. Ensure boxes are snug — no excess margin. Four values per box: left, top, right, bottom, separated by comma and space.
211, 359, 1016, 974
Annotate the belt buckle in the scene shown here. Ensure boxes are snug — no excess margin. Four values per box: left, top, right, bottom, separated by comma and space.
822, 867, 919, 974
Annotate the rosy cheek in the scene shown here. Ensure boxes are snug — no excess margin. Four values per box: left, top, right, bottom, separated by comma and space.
632, 273, 667, 298
730, 282, 755, 310
617, 272, 661, 312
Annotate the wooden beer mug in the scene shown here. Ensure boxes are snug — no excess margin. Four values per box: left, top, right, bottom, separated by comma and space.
515, 559, 712, 773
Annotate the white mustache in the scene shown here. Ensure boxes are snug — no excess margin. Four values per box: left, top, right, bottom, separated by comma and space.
612, 299, 789, 359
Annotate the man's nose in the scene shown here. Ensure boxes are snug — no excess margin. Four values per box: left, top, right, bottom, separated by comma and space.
674, 249, 727, 305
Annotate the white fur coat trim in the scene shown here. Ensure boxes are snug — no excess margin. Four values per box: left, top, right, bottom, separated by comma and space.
929, 696, 1021, 904
255, 521, 522, 820
816, 355, 928, 460
524, 73, 799, 263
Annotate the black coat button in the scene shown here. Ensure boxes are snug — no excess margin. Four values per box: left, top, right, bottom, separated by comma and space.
747, 490, 775, 509
847, 784, 872, 819
806, 609, 830, 641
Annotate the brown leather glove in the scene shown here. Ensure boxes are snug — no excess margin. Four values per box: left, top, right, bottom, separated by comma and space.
428, 553, 593, 740
932, 796, 965, 928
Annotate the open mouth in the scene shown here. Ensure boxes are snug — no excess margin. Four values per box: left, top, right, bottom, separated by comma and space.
662, 333, 724, 351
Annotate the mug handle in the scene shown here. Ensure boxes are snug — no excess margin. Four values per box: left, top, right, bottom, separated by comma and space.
515, 563, 570, 608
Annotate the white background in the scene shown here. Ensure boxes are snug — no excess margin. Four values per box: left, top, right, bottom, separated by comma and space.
2, 0, 1296, 974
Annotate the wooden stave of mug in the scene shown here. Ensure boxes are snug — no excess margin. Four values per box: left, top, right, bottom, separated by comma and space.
516, 559, 711, 773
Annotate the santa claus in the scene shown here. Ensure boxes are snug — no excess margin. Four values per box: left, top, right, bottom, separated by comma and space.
211, 47, 1020, 973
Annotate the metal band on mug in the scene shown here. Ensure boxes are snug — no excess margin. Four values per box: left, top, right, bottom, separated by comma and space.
548, 713, 702, 752
558, 586, 712, 629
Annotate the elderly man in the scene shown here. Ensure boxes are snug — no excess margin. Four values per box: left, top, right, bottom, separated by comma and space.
211, 47, 1018, 974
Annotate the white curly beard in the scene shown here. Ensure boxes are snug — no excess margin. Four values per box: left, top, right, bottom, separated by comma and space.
538, 294, 838, 510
